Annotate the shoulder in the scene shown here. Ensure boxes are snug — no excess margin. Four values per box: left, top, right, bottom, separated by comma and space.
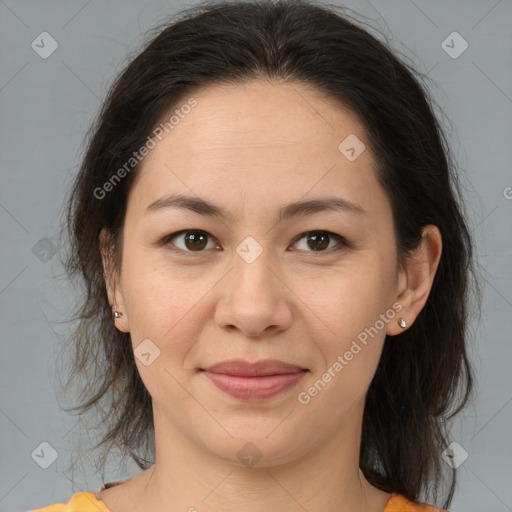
385, 492, 446, 511
27, 491, 110, 512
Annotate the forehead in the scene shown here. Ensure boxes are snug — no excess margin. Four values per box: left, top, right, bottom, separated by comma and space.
127, 79, 383, 220
163, 79, 366, 149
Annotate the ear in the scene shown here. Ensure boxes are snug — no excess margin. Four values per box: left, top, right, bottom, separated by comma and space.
386, 224, 442, 336
99, 228, 130, 333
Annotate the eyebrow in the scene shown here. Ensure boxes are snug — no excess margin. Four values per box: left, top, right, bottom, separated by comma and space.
144, 193, 366, 222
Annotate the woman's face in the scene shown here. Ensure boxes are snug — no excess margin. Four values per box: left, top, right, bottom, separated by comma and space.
105, 80, 408, 466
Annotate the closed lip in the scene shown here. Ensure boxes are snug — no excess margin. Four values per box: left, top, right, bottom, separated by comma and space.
200, 359, 308, 377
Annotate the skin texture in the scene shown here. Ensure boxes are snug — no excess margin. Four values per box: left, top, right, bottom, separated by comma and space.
100, 79, 442, 512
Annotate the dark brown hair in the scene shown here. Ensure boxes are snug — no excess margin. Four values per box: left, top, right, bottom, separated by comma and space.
56, 0, 480, 508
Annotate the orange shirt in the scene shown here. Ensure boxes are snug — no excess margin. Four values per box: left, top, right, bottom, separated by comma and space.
28, 488, 444, 511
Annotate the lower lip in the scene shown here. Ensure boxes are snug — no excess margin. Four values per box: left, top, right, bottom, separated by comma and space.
202, 370, 307, 401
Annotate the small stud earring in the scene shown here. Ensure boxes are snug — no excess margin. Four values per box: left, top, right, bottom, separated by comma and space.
111, 305, 123, 319
398, 318, 407, 329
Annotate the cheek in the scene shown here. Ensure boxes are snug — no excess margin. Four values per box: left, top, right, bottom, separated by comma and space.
306, 257, 395, 339
119, 254, 188, 371
304, 254, 395, 395
296, 276, 390, 432
121, 247, 198, 332
121, 253, 204, 406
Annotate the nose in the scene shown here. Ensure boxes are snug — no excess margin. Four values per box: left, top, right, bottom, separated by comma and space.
213, 248, 293, 338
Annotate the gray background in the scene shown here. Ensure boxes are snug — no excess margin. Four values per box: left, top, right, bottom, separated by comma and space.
1, 0, 511, 511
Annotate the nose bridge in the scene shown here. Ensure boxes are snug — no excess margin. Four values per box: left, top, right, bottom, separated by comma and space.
232, 234, 276, 293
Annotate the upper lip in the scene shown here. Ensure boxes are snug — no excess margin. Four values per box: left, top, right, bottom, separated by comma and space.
201, 359, 307, 377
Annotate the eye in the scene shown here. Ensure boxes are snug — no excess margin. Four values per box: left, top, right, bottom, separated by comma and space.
291, 231, 348, 254
162, 230, 220, 253
162, 229, 347, 255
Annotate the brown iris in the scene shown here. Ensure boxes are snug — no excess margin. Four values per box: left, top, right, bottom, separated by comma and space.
306, 232, 330, 251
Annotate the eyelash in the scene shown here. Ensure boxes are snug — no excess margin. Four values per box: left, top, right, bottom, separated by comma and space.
160, 230, 349, 257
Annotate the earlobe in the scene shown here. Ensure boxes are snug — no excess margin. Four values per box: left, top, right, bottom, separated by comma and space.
110, 304, 130, 332
387, 225, 442, 336
111, 303, 130, 333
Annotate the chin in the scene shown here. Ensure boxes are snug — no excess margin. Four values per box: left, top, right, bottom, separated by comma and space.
203, 431, 311, 469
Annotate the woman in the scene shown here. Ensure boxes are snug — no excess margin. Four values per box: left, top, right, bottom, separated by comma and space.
30, 0, 478, 510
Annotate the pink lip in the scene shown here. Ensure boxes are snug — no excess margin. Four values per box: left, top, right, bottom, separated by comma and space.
200, 359, 308, 401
